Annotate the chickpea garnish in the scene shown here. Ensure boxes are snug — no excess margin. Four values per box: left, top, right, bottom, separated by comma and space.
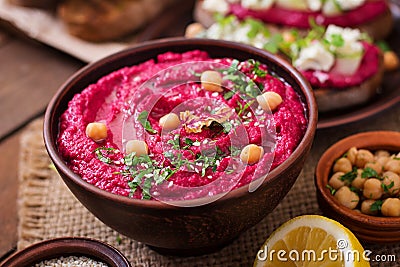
334, 186, 359, 210
282, 30, 296, 43
86, 122, 107, 142
363, 178, 383, 200
384, 159, 400, 173
364, 161, 383, 175
351, 169, 366, 190
383, 50, 399, 72
355, 149, 374, 168
125, 140, 148, 156
361, 199, 379, 216
201, 70, 223, 92
346, 147, 358, 165
328, 172, 345, 190
159, 113, 180, 132
185, 22, 205, 38
333, 157, 352, 173
381, 198, 400, 217
382, 171, 400, 196
240, 144, 264, 165
256, 92, 283, 112
329, 147, 400, 217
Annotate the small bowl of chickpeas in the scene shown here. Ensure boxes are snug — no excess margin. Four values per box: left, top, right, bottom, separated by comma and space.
315, 131, 400, 243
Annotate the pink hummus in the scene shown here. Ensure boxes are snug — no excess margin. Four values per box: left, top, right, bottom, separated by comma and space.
303, 42, 381, 89
230, 1, 388, 28
57, 51, 307, 200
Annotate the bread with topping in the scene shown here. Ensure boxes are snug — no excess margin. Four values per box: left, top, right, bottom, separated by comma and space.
57, 0, 177, 42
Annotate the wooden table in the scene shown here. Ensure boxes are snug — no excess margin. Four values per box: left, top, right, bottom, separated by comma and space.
0, 26, 84, 260
0, 7, 399, 263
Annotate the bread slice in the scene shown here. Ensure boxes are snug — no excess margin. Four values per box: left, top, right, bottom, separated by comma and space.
194, 0, 393, 40
58, 0, 176, 42
8, 0, 60, 9
314, 54, 384, 112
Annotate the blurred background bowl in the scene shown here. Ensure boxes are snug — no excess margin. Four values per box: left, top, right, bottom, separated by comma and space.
0, 237, 131, 267
315, 131, 400, 243
43, 38, 317, 255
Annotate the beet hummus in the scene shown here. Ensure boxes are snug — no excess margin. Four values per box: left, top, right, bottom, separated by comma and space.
57, 50, 307, 201
230, 1, 388, 29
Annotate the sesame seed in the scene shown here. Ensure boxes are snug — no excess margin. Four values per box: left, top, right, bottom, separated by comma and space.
34, 256, 108, 267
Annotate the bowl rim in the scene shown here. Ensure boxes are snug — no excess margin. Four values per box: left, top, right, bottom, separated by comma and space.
44, 37, 318, 209
0, 237, 131, 267
315, 130, 400, 226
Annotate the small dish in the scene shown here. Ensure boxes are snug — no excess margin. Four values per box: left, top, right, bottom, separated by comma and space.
315, 131, 400, 243
0, 237, 131, 267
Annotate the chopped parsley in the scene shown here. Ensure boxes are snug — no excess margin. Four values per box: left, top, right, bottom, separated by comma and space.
138, 111, 157, 134
370, 200, 383, 212
381, 181, 395, 193
223, 60, 262, 99
361, 167, 379, 179
339, 167, 358, 184
94, 147, 116, 164
326, 184, 336, 195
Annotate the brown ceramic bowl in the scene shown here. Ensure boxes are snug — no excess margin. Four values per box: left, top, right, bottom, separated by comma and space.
0, 237, 131, 267
315, 131, 400, 243
43, 38, 318, 255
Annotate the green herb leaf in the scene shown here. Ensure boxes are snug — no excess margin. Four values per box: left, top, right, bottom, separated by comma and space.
138, 111, 157, 134
327, 33, 344, 47
223, 90, 235, 100
382, 181, 395, 193
94, 147, 115, 164
184, 138, 194, 146
340, 167, 358, 184
167, 134, 181, 150
361, 167, 378, 178
370, 200, 383, 212
326, 184, 336, 195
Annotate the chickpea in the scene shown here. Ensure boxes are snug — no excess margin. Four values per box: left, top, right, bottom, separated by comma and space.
383, 50, 399, 72
381, 198, 400, 217
185, 22, 205, 38
364, 161, 383, 175
125, 140, 148, 156
329, 172, 345, 189
363, 178, 384, 200
384, 159, 400, 174
159, 113, 180, 132
334, 186, 359, 209
376, 156, 390, 167
201, 70, 223, 92
346, 147, 358, 165
375, 150, 390, 158
382, 171, 400, 196
333, 157, 352, 174
85, 122, 107, 142
256, 92, 283, 112
351, 169, 366, 190
240, 144, 264, 165
355, 149, 374, 168
361, 199, 379, 216
282, 30, 296, 43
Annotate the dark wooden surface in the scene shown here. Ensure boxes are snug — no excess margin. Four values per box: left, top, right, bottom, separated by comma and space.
0, 28, 84, 260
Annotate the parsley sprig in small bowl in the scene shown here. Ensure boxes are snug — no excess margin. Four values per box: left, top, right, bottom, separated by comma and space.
315, 131, 400, 243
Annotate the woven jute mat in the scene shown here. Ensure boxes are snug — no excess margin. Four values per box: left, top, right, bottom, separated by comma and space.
18, 118, 400, 266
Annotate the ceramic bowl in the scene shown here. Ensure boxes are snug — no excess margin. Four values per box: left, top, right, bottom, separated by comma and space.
315, 131, 400, 243
43, 38, 317, 255
0, 237, 131, 267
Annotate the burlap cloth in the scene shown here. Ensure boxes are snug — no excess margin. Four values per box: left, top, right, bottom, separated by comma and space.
17, 108, 400, 266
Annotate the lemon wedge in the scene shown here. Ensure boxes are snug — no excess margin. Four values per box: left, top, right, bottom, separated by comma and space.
254, 215, 370, 267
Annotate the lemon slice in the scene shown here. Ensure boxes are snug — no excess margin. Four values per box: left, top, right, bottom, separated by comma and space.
254, 215, 370, 267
